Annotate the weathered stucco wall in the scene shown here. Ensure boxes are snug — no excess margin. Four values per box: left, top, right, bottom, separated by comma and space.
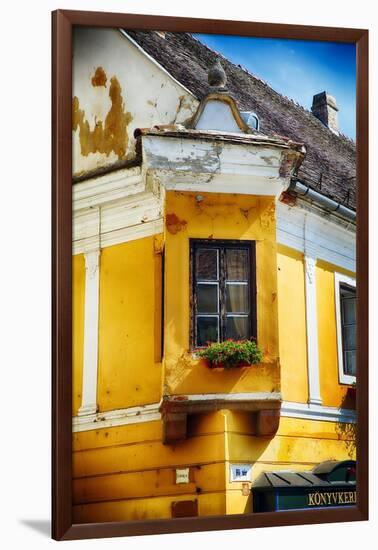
73, 28, 198, 178
72, 410, 355, 523
163, 190, 280, 397
277, 244, 309, 404
316, 259, 356, 408
97, 236, 163, 411
72, 197, 356, 523
277, 244, 356, 409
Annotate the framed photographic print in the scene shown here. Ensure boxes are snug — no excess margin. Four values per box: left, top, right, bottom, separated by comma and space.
52, 9, 368, 540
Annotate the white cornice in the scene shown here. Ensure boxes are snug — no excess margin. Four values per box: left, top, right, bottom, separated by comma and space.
277, 201, 355, 273
73, 167, 144, 211
73, 189, 163, 254
100, 219, 164, 251
141, 134, 295, 198
281, 401, 356, 424
73, 402, 161, 433
71, 162, 355, 275
73, 399, 356, 433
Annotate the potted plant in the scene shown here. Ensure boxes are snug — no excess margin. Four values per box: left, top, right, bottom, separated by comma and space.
196, 339, 263, 369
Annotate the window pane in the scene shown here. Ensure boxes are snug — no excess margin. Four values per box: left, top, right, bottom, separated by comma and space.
197, 284, 218, 313
226, 284, 248, 313
225, 316, 249, 340
225, 249, 249, 281
195, 248, 218, 280
344, 351, 356, 376
197, 317, 219, 346
343, 325, 356, 351
342, 297, 356, 325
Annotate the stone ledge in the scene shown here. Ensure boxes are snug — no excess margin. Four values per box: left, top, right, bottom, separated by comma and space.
160, 392, 281, 444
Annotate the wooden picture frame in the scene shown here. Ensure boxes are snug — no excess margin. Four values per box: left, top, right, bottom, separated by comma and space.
52, 9, 368, 540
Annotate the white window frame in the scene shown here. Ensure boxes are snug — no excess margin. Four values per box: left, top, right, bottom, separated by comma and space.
334, 272, 356, 385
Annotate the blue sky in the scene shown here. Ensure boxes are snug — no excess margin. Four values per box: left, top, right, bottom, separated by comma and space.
195, 34, 356, 139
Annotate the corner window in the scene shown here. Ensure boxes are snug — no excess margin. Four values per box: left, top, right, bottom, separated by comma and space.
190, 240, 256, 348
335, 272, 356, 384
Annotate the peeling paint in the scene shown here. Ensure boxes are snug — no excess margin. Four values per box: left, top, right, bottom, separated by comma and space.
280, 150, 301, 178
173, 94, 198, 125
153, 234, 165, 255
260, 202, 276, 229
261, 155, 275, 166
73, 75, 133, 160
240, 207, 256, 219
165, 213, 187, 234
91, 66, 107, 87
279, 191, 297, 207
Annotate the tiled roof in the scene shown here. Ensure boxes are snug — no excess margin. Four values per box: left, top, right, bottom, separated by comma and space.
126, 30, 356, 210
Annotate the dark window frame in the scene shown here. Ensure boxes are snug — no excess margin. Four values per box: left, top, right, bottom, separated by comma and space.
339, 282, 356, 377
190, 239, 257, 349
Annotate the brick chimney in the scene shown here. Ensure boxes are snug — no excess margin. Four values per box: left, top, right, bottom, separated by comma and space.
311, 92, 339, 135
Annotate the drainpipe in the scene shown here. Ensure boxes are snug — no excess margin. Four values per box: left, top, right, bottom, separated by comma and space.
288, 179, 356, 223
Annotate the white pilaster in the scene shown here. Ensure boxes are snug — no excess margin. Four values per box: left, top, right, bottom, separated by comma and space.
78, 249, 100, 416
304, 255, 322, 406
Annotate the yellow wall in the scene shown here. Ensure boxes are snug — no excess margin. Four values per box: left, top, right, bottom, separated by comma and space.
277, 245, 308, 403
73, 411, 228, 523
73, 254, 85, 416
97, 236, 163, 411
163, 191, 280, 396
316, 259, 356, 408
276, 246, 356, 409
72, 195, 356, 522
73, 410, 355, 522
224, 412, 356, 516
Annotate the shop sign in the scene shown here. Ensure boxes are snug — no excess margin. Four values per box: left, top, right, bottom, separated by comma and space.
277, 487, 356, 511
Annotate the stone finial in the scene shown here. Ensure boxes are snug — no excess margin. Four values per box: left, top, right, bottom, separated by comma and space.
208, 59, 227, 89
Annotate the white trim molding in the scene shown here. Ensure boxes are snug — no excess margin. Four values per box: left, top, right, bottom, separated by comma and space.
281, 401, 356, 424
72, 167, 163, 255
304, 255, 322, 406
78, 250, 101, 416
277, 201, 356, 273
73, 166, 144, 212
141, 134, 298, 198
73, 402, 161, 432
334, 272, 357, 385
73, 399, 356, 433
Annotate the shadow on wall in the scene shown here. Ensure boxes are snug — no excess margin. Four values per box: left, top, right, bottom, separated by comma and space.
335, 386, 357, 459
186, 410, 274, 515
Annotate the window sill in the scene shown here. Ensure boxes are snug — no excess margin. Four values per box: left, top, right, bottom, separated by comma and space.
339, 374, 356, 386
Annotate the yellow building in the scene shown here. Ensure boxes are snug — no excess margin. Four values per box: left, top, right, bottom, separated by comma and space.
72, 29, 356, 522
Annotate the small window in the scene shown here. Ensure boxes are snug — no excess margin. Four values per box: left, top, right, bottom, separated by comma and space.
191, 240, 256, 348
335, 273, 356, 384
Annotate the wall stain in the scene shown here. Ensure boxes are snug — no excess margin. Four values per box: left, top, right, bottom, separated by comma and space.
91, 66, 107, 87
260, 202, 276, 229
73, 73, 133, 160
166, 213, 187, 235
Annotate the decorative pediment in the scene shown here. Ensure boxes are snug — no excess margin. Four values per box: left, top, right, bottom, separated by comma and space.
187, 59, 252, 134
188, 93, 252, 134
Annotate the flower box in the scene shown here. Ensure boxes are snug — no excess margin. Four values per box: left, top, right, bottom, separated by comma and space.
196, 339, 263, 370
